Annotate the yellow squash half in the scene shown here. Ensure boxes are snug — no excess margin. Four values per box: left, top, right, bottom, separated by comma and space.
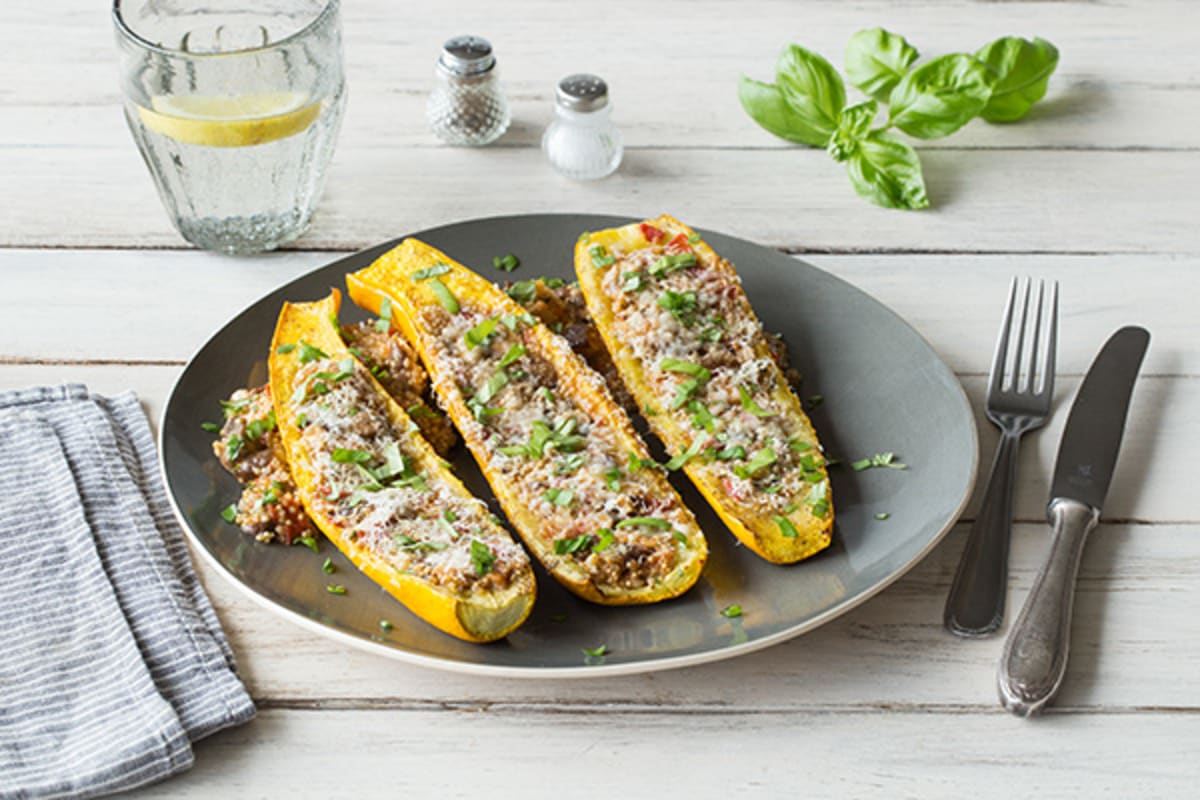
347, 240, 708, 605
268, 290, 535, 641
574, 215, 833, 564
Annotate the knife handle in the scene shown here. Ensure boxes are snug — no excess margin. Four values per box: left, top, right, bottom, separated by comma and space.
998, 497, 1099, 717
944, 430, 1020, 637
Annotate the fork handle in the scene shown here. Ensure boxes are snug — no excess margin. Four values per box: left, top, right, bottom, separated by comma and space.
944, 430, 1020, 636
998, 498, 1099, 717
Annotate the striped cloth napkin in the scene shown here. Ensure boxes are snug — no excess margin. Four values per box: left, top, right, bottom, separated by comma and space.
0, 386, 255, 799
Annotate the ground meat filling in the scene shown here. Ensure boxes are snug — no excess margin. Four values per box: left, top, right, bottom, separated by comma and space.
341, 320, 457, 456
418, 301, 692, 592
213, 385, 314, 544
595, 235, 830, 522
292, 358, 527, 595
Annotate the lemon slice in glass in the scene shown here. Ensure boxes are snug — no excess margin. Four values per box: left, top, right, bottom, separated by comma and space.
137, 92, 322, 147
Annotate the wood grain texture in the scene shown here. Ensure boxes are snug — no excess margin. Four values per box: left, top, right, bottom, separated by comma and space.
123, 708, 1200, 799
0, 251, 1194, 375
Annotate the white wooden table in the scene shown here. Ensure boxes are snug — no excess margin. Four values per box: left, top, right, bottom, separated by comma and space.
4, 1, 1199, 796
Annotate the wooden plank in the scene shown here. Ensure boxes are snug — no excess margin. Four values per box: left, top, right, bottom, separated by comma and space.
195, 521, 1200, 711
2, 148, 1197, 252
0, 250, 1192, 376
126, 708, 1200, 798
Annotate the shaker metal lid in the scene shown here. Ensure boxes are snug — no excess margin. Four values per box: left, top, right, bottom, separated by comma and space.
439, 35, 496, 76
556, 74, 609, 112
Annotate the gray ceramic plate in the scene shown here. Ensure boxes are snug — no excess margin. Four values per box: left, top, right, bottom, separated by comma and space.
161, 214, 977, 677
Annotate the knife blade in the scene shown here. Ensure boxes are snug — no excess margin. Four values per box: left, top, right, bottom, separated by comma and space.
1049, 326, 1151, 511
998, 326, 1150, 717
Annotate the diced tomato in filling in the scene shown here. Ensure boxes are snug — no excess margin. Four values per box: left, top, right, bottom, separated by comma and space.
665, 233, 692, 254
639, 223, 666, 243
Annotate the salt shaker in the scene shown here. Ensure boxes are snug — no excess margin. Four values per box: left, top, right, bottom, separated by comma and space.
426, 35, 510, 146
542, 74, 623, 180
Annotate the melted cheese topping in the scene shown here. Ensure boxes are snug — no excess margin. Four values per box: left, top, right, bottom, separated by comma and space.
597, 239, 831, 522
417, 304, 690, 592
293, 359, 527, 595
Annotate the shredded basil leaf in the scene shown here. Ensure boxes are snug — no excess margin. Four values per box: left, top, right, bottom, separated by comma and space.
720, 604, 743, 618
505, 280, 538, 303
660, 357, 711, 382
274, 343, 297, 355
220, 504, 237, 523
470, 539, 496, 575
738, 385, 775, 417
498, 343, 525, 368
429, 278, 459, 313
326, 584, 346, 595
773, 515, 800, 538
411, 263, 450, 281
590, 245, 615, 268
493, 253, 520, 272
464, 317, 499, 349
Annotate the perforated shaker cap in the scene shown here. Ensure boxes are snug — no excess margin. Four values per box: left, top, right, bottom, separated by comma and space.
438, 35, 496, 76
555, 74, 609, 112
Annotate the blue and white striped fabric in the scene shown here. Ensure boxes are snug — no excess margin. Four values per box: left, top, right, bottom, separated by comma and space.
0, 386, 255, 799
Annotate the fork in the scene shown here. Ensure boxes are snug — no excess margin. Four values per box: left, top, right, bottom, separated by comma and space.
944, 277, 1059, 637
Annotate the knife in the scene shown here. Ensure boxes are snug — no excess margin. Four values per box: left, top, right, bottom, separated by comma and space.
997, 326, 1150, 717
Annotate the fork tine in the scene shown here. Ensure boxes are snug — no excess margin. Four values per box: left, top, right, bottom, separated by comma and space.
1012, 277, 1032, 392
1027, 280, 1045, 394
1041, 281, 1059, 397
989, 277, 1019, 395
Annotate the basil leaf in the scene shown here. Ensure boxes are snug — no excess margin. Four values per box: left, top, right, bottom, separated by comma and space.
845, 130, 929, 210
470, 539, 496, 575
505, 280, 538, 303
554, 533, 592, 554
428, 278, 459, 314
826, 100, 877, 162
975, 36, 1059, 123
775, 44, 846, 144
888, 53, 996, 139
844, 28, 919, 102
738, 77, 828, 147
411, 263, 450, 281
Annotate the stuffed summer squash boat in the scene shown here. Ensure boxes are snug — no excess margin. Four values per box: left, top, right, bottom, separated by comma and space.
347, 240, 708, 605
574, 215, 833, 564
268, 290, 536, 641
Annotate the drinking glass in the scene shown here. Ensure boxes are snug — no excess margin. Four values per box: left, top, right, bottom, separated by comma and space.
113, 0, 346, 254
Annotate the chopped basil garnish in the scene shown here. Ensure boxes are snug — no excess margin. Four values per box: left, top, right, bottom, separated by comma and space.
627, 452, 660, 472
616, 517, 673, 530
505, 280, 538, 303
658, 289, 698, 326
411, 263, 451, 281
297, 340, 328, 364
394, 533, 449, 552
738, 385, 775, 418
544, 277, 566, 289
493, 253, 520, 272
589, 245, 615, 268
660, 358, 711, 382
443, 509, 457, 522
379, 620, 394, 632
875, 512, 890, 520
544, 487, 575, 507
850, 452, 907, 471
649, 251, 697, 278
201, 421, 221, 434
224, 434, 244, 461
594, 528, 615, 552
498, 343, 525, 368
805, 480, 831, 517
773, 515, 799, 538
294, 536, 319, 553
720, 604, 743, 618
581, 644, 608, 657
621, 271, 647, 292
808, 394, 824, 409
475, 369, 510, 405
244, 410, 277, 442
555, 453, 587, 475
788, 437, 813, 453
537, 387, 555, 404
406, 404, 440, 420
220, 504, 237, 523
669, 378, 701, 410
734, 446, 777, 480
688, 233, 702, 244
326, 584, 346, 595
322, 557, 335, 574
220, 397, 250, 417
464, 317, 498, 349
375, 297, 393, 332
470, 539, 496, 575
603, 467, 622, 491
429, 278, 459, 313
554, 533, 592, 554
331, 448, 372, 464
274, 343, 297, 355
666, 431, 710, 471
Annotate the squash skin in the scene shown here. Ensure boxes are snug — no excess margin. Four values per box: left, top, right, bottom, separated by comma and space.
268, 290, 535, 642
574, 215, 833, 564
347, 241, 708, 605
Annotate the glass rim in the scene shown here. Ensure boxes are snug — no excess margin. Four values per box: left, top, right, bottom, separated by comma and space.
112, 0, 339, 58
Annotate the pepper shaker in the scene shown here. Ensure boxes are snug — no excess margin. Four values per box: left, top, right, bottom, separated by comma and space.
426, 35, 510, 146
542, 74, 623, 180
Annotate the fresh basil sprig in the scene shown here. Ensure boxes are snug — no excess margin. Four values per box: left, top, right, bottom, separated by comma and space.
739, 30, 1058, 210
